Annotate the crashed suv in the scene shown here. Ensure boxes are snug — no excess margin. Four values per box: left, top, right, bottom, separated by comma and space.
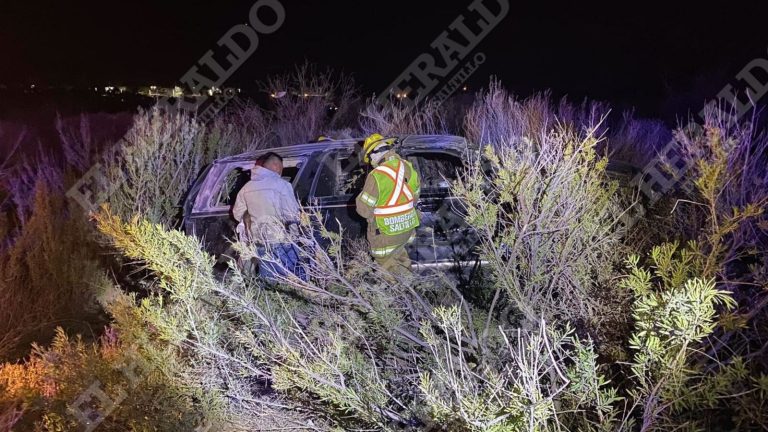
182, 135, 639, 268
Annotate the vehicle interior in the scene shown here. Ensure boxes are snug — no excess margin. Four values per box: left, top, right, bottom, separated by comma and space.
210, 158, 305, 210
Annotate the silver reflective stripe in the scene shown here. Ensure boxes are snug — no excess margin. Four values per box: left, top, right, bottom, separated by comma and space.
375, 163, 414, 202
371, 245, 398, 256
372, 201, 415, 215
360, 192, 377, 206
388, 162, 405, 206
375, 165, 397, 179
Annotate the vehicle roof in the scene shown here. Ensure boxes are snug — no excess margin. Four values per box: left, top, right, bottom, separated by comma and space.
211, 133, 640, 177
212, 134, 471, 164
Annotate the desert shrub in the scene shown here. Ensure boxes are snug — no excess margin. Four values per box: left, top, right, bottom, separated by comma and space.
3, 150, 65, 227
618, 241, 768, 431
359, 99, 452, 136
0, 211, 9, 243
91, 204, 644, 431
418, 310, 624, 432
214, 98, 272, 152
92, 204, 757, 431
103, 106, 225, 227
463, 79, 671, 170
262, 62, 361, 146
608, 113, 672, 167
0, 123, 24, 168
671, 104, 768, 282
648, 104, 768, 364
56, 113, 96, 173
0, 181, 106, 361
55, 112, 134, 174
0, 115, 112, 363
0, 326, 212, 432
0, 403, 23, 432
647, 105, 768, 429
452, 125, 627, 332
463, 80, 604, 150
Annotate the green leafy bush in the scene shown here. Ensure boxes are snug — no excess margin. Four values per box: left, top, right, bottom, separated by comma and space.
90, 204, 635, 431
453, 123, 627, 332
0, 181, 106, 361
0, 326, 209, 432
103, 107, 222, 227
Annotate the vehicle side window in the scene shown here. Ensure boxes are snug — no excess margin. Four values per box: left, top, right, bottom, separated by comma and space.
338, 153, 367, 196
209, 158, 305, 210
214, 167, 250, 207
282, 163, 302, 185
312, 151, 368, 198
313, 153, 338, 197
407, 152, 462, 190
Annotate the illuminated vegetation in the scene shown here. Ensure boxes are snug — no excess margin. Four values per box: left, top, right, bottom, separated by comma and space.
0, 76, 766, 430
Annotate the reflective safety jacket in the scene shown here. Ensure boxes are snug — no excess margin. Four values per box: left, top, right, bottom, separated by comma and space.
355, 153, 421, 237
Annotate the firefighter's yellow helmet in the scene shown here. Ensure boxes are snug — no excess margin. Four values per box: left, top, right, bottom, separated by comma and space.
362, 133, 395, 164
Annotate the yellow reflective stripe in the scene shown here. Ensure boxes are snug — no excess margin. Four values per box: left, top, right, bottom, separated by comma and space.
373, 201, 414, 215
360, 192, 377, 206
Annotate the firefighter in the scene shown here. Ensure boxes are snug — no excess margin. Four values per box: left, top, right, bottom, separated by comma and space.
355, 133, 421, 274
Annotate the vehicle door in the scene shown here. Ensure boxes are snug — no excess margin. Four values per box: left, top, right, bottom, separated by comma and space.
308, 148, 368, 247
401, 149, 477, 264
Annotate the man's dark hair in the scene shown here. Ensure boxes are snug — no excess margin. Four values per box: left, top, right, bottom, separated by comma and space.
256, 152, 283, 166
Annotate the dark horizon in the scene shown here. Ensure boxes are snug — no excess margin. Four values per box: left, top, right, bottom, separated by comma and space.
2, 1, 768, 119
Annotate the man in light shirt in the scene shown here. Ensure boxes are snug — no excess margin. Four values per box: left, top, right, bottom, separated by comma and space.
232, 152, 306, 281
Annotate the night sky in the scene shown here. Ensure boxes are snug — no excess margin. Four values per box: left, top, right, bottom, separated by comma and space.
1, 0, 767, 117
